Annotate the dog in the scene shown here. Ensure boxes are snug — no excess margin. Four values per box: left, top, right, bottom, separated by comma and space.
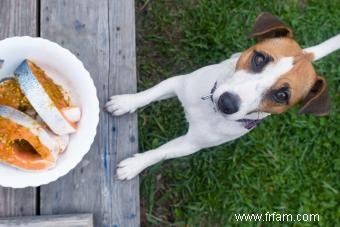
106, 12, 340, 180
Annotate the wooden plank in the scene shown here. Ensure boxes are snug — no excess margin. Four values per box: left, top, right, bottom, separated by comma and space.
0, 213, 93, 227
0, 0, 37, 217
0, 0, 37, 37
108, 0, 140, 226
39, 0, 109, 224
39, 0, 139, 226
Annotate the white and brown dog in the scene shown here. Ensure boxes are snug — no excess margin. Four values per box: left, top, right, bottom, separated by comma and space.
106, 13, 340, 180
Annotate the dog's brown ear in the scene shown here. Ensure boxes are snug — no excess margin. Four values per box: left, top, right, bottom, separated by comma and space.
249, 12, 293, 41
299, 76, 331, 116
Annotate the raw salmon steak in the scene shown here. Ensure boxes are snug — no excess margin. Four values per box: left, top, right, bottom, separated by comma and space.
0, 105, 69, 171
14, 60, 81, 135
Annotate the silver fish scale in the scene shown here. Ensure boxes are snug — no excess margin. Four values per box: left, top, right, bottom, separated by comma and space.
14, 60, 75, 135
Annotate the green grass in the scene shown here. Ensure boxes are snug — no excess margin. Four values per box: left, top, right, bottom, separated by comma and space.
136, 0, 340, 226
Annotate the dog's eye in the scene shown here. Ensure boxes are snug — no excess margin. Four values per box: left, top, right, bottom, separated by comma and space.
251, 51, 271, 72
272, 87, 290, 104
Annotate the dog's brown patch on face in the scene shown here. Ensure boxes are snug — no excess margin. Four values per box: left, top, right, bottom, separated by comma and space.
260, 59, 317, 113
236, 37, 318, 114
236, 38, 302, 71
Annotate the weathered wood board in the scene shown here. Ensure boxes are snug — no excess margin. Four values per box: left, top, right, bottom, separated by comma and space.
0, 213, 93, 227
0, 0, 37, 217
38, 0, 140, 226
108, 1, 140, 226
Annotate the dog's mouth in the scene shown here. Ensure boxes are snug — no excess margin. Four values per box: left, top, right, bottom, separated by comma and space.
236, 111, 268, 130
237, 118, 263, 130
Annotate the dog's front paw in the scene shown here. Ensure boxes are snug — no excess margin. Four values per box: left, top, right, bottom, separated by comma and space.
105, 94, 139, 116
116, 154, 146, 180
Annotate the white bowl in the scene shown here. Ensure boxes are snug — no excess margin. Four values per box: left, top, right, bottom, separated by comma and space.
0, 36, 99, 188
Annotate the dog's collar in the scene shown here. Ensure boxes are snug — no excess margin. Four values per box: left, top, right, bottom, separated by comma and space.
201, 81, 217, 102
201, 81, 218, 112
237, 118, 263, 130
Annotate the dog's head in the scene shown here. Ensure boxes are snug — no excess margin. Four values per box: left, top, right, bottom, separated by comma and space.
213, 12, 338, 120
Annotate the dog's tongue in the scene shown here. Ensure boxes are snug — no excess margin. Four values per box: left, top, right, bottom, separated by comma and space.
237, 118, 262, 130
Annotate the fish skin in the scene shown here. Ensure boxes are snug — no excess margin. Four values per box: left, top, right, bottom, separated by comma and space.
14, 60, 76, 135
0, 105, 69, 171
0, 78, 80, 123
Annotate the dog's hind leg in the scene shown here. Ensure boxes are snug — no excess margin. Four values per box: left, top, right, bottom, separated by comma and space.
116, 134, 201, 180
105, 75, 184, 116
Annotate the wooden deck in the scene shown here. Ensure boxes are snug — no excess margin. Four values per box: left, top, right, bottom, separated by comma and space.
0, 0, 139, 226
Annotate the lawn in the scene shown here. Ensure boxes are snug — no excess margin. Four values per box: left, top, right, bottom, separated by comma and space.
135, 0, 340, 226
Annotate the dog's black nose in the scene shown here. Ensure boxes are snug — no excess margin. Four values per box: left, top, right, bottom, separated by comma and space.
217, 92, 240, 114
